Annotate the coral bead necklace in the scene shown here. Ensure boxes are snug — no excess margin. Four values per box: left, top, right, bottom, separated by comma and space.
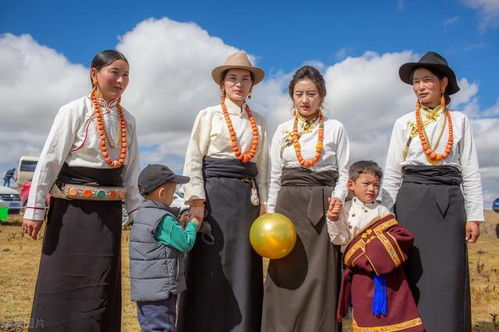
220, 96, 259, 163
293, 111, 324, 168
415, 101, 453, 163
91, 87, 128, 168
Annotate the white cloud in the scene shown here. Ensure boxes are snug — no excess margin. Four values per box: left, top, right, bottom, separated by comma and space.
334, 47, 354, 61
397, 0, 405, 11
0, 33, 88, 175
116, 18, 239, 136
461, 0, 499, 29
443, 16, 460, 25
0, 20, 497, 209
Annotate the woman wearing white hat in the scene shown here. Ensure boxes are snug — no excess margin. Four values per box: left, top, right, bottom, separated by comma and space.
178, 51, 269, 331
383, 51, 483, 331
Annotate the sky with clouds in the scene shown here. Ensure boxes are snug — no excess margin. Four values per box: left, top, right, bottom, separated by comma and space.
1, 0, 498, 209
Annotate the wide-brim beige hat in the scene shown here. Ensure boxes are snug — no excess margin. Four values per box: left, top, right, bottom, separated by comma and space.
211, 51, 265, 85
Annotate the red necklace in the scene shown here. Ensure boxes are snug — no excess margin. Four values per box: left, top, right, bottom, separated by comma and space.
91, 88, 127, 168
293, 112, 324, 167
415, 102, 453, 162
220, 96, 259, 163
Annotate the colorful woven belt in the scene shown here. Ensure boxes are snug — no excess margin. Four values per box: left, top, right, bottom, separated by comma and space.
51, 184, 126, 201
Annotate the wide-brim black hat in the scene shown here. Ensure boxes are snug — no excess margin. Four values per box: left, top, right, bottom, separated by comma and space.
399, 51, 460, 95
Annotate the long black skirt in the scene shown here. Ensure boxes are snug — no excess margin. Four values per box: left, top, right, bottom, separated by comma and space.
177, 158, 262, 332
29, 198, 122, 331
261, 167, 342, 332
395, 165, 470, 332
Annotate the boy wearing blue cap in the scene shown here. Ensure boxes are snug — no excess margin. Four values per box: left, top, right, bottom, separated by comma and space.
130, 164, 201, 332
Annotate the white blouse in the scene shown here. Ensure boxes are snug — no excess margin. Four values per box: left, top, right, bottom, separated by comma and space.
183, 98, 269, 203
24, 95, 142, 221
382, 107, 484, 222
327, 197, 391, 246
267, 115, 350, 213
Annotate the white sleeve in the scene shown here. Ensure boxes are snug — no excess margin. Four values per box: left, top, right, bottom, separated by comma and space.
267, 125, 284, 213
183, 110, 209, 203
382, 118, 405, 212
326, 207, 350, 245
123, 115, 142, 217
255, 116, 269, 203
24, 106, 80, 220
458, 115, 484, 222
332, 122, 350, 201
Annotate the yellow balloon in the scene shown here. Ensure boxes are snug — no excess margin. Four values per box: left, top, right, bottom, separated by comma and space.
249, 213, 297, 259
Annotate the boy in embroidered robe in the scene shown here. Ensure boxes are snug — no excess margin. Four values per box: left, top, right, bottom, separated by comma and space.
327, 160, 424, 331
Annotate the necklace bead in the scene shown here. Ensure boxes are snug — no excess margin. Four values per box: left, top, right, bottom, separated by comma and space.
415, 104, 453, 163
293, 112, 324, 168
91, 88, 127, 168
221, 96, 259, 163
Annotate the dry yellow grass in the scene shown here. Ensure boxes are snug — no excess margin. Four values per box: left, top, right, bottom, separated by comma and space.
1, 212, 498, 331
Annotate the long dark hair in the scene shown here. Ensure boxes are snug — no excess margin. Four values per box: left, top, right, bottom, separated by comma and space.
288, 65, 327, 99
90, 50, 128, 87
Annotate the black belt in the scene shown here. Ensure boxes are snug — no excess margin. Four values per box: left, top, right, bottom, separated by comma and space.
202, 157, 258, 180
281, 167, 338, 187
402, 165, 462, 216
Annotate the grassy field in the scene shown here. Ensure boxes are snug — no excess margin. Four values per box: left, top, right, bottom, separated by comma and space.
0, 212, 498, 331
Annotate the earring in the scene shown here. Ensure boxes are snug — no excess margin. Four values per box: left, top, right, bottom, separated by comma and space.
220, 88, 225, 96
247, 93, 252, 99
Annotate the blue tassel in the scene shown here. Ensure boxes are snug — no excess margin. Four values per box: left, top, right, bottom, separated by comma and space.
372, 275, 388, 316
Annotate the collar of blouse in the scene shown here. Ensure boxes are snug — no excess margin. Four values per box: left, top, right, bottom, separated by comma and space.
87, 93, 118, 109
420, 104, 443, 121
223, 97, 248, 116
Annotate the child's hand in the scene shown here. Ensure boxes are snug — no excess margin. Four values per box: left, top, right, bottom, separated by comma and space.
179, 211, 191, 227
327, 197, 343, 221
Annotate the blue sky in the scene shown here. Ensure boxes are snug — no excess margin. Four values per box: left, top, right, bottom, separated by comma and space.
2, 0, 498, 107
1, 0, 499, 208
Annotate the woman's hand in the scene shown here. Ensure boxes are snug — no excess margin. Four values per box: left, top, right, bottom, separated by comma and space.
327, 197, 343, 221
22, 219, 44, 240
189, 200, 205, 223
465, 221, 480, 243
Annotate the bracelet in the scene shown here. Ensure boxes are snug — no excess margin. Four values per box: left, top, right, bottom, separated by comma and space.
190, 201, 205, 207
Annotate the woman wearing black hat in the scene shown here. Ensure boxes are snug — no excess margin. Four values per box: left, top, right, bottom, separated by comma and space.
178, 51, 268, 332
383, 51, 483, 331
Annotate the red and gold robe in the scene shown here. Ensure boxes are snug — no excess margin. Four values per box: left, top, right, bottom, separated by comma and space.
337, 214, 425, 331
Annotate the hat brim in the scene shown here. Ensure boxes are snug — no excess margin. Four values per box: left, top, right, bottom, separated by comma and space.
171, 175, 190, 184
399, 62, 460, 95
211, 65, 265, 85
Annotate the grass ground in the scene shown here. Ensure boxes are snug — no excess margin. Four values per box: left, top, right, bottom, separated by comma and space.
0, 212, 498, 331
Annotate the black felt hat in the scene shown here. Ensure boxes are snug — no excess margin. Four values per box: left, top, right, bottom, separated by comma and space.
399, 51, 460, 95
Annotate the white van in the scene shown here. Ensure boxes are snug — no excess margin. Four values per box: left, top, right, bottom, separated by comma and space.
17, 156, 39, 185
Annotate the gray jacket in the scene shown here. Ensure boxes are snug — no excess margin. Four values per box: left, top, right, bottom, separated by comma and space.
129, 200, 186, 302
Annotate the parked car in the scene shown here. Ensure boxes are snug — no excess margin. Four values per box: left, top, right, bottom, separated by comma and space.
19, 180, 50, 214
493, 198, 499, 212
0, 185, 21, 215
16, 156, 39, 186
